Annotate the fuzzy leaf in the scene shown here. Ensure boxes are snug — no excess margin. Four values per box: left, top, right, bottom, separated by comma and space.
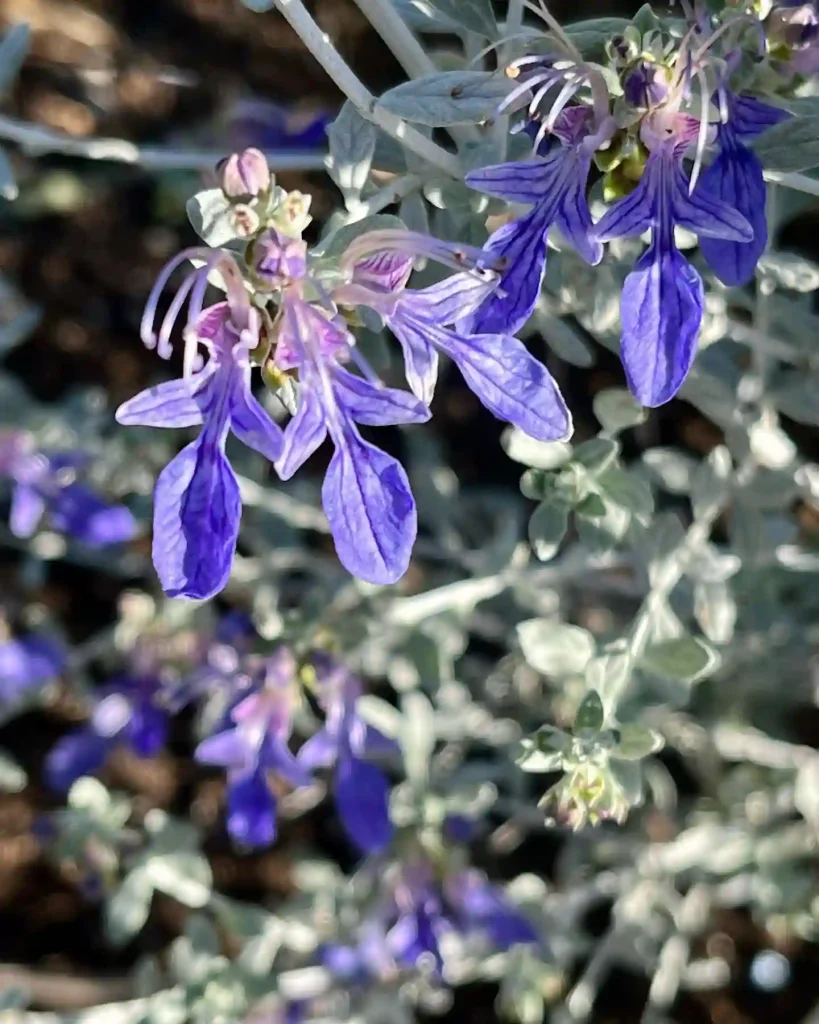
518, 620, 596, 678
379, 72, 511, 127
640, 636, 719, 683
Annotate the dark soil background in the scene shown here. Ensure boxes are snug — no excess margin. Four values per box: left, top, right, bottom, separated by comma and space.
0, 1, 817, 1021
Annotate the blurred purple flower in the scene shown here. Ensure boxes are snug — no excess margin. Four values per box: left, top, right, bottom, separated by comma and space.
298, 653, 397, 855
0, 432, 136, 547
45, 671, 181, 792
116, 251, 284, 600
380, 860, 539, 976
0, 633, 65, 703
195, 648, 311, 847
226, 99, 330, 153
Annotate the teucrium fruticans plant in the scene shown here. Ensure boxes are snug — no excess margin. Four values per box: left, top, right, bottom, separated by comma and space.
0, 2, 818, 1023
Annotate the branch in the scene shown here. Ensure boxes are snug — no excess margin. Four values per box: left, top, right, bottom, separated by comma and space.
0, 114, 326, 172
349, 0, 478, 145
272, 0, 461, 178
0, 965, 131, 1011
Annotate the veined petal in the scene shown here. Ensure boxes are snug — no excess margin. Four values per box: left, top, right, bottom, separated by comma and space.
322, 424, 416, 585
459, 205, 552, 336
275, 386, 328, 480
227, 767, 277, 847
465, 153, 568, 205
332, 366, 431, 426
351, 251, 415, 294
152, 438, 241, 600
620, 239, 704, 407
672, 164, 753, 242
556, 166, 603, 266
386, 316, 439, 406
229, 383, 285, 461
334, 756, 393, 854
730, 95, 790, 140
9, 484, 46, 538
407, 314, 571, 441
698, 141, 767, 287
115, 375, 210, 429
400, 272, 497, 326
592, 164, 656, 242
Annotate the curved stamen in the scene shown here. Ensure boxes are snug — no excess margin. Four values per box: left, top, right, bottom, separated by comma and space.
140, 247, 212, 351
521, 0, 583, 63
545, 73, 588, 129
341, 230, 503, 280
156, 270, 199, 361
689, 66, 713, 194
497, 71, 559, 116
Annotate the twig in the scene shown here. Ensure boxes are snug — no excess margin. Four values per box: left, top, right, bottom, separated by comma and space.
641, 886, 711, 1024
0, 114, 326, 172
351, 0, 478, 147
272, 0, 460, 178
0, 965, 131, 1011
348, 171, 422, 220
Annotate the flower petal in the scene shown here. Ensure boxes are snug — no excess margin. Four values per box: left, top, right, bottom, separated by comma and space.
9, 484, 46, 538
275, 386, 328, 480
620, 240, 704, 406
297, 727, 339, 770
260, 734, 314, 787
401, 272, 497, 326
592, 166, 656, 242
556, 168, 604, 265
152, 438, 241, 600
322, 425, 416, 585
458, 205, 552, 336
351, 251, 415, 294
698, 140, 768, 287
730, 95, 790, 140
229, 385, 285, 461
386, 316, 439, 405
332, 366, 431, 426
672, 164, 753, 242
51, 485, 137, 547
45, 728, 111, 792
465, 154, 567, 204
227, 768, 277, 847
334, 755, 393, 854
413, 316, 572, 441
115, 376, 209, 428
126, 700, 169, 758
196, 727, 251, 770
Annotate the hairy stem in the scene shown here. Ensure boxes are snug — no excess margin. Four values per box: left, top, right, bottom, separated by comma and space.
272, 0, 461, 177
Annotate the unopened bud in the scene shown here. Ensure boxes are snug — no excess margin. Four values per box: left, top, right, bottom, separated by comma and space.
218, 148, 271, 200
253, 228, 307, 286
230, 203, 261, 239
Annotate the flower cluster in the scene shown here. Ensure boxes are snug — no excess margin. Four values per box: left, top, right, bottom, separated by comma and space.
463, 2, 803, 407
117, 151, 570, 597
0, 430, 136, 547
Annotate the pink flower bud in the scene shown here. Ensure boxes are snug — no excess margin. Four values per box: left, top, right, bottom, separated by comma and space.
218, 148, 271, 199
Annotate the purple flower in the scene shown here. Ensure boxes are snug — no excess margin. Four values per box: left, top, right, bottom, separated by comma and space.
116, 251, 284, 601
0, 633, 65, 703
699, 94, 791, 287
269, 232, 430, 585
195, 648, 311, 847
226, 98, 330, 153
45, 672, 176, 792
459, 105, 606, 337
592, 113, 753, 406
335, 234, 571, 441
382, 860, 539, 976
297, 654, 398, 854
0, 432, 136, 548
